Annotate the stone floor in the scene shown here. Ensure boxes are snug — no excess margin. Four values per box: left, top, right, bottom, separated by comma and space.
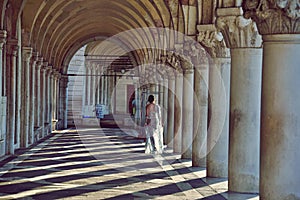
0, 128, 259, 200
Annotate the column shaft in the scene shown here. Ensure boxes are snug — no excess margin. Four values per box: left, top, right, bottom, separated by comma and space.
40, 66, 46, 137
29, 53, 38, 145
91, 66, 96, 106
260, 34, 300, 199
6, 40, 18, 154
207, 58, 230, 177
192, 63, 208, 166
229, 48, 262, 193
35, 59, 42, 127
86, 67, 91, 106
163, 78, 168, 145
0, 30, 7, 156
21, 47, 32, 147
182, 70, 194, 159
173, 73, 183, 153
166, 78, 175, 148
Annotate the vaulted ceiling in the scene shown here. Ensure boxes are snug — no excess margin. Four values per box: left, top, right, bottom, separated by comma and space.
1, 0, 220, 73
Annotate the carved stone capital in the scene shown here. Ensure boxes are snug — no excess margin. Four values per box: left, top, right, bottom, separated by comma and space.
6, 39, 19, 56
197, 24, 230, 58
243, 0, 300, 34
22, 47, 33, 62
178, 55, 194, 73
216, 8, 262, 48
36, 57, 44, 70
0, 30, 7, 48
32, 52, 39, 62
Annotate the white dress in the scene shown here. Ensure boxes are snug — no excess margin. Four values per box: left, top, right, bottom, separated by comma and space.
145, 104, 164, 154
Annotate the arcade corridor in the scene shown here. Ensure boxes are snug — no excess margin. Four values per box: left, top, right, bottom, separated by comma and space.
0, 1, 299, 199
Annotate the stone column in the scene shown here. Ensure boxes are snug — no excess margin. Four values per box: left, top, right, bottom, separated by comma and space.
198, 24, 231, 177
101, 73, 105, 104
173, 70, 183, 153
134, 84, 141, 125
96, 67, 101, 104
91, 63, 96, 106
0, 30, 7, 155
50, 71, 55, 129
190, 49, 209, 167
40, 63, 47, 137
45, 66, 53, 132
35, 58, 43, 128
59, 76, 68, 129
243, 1, 300, 199
180, 56, 194, 159
86, 64, 91, 106
0, 30, 6, 96
166, 75, 175, 148
6, 39, 18, 154
21, 47, 32, 147
163, 77, 168, 145
29, 52, 38, 145
217, 7, 262, 193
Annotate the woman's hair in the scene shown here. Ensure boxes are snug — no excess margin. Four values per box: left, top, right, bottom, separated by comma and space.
148, 95, 155, 103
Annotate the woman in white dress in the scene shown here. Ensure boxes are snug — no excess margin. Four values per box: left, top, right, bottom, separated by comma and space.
144, 95, 164, 154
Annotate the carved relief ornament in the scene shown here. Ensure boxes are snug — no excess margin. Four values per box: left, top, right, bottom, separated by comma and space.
243, 0, 300, 34
197, 25, 230, 58
216, 14, 262, 48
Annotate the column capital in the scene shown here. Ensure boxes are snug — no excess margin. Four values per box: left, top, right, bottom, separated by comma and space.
22, 47, 33, 62
60, 76, 69, 88
243, 0, 300, 34
178, 55, 194, 74
46, 66, 53, 74
216, 7, 262, 48
6, 38, 19, 56
36, 57, 44, 68
197, 24, 230, 58
0, 30, 7, 48
32, 52, 39, 62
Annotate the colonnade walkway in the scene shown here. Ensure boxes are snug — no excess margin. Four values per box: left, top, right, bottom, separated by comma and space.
0, 128, 258, 200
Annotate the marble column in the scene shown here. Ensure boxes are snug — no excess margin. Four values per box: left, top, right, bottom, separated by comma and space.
217, 8, 262, 193
96, 67, 101, 104
50, 72, 55, 128
86, 65, 91, 106
166, 75, 175, 148
243, 2, 300, 199
158, 83, 164, 106
191, 52, 209, 166
60, 76, 68, 129
28, 52, 38, 145
21, 47, 32, 147
91, 63, 96, 106
45, 66, 53, 132
197, 24, 231, 177
35, 58, 43, 128
207, 57, 231, 176
180, 56, 194, 159
173, 71, 183, 153
0, 31, 6, 156
6, 39, 18, 154
134, 84, 141, 125
103, 73, 108, 106
163, 77, 168, 145
0, 30, 6, 96
101, 73, 105, 104
40, 63, 47, 137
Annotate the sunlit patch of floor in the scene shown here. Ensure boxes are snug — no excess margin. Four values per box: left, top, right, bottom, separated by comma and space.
0, 128, 259, 200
